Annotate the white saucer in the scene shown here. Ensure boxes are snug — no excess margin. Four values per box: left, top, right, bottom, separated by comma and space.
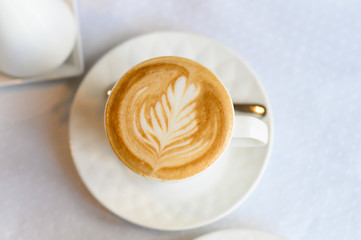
69, 31, 273, 231
195, 229, 286, 240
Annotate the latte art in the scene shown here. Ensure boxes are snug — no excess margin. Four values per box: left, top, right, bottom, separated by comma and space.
106, 57, 233, 181
132, 76, 208, 169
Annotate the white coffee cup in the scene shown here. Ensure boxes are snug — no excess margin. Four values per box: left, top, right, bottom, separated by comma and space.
105, 56, 268, 181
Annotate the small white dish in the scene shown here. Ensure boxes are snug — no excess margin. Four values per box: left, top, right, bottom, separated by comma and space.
195, 229, 286, 240
69, 31, 273, 231
0, 0, 84, 87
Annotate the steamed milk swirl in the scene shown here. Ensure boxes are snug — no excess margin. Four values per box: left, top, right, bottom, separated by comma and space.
106, 57, 233, 181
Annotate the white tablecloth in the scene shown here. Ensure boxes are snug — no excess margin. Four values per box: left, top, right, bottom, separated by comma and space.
1, 0, 360, 239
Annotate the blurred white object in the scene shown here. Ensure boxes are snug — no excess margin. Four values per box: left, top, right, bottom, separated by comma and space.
0, 0, 77, 77
195, 229, 287, 240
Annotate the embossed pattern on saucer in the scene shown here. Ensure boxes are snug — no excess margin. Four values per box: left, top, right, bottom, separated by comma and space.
69, 31, 273, 230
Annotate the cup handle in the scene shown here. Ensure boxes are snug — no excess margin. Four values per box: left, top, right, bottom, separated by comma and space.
231, 115, 268, 147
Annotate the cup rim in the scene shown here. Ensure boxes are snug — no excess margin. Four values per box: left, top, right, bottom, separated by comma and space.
104, 56, 236, 182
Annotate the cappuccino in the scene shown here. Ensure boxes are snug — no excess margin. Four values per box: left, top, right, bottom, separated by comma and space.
105, 57, 233, 181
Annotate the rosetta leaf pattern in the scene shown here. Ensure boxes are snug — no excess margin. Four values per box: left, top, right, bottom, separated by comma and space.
134, 76, 203, 161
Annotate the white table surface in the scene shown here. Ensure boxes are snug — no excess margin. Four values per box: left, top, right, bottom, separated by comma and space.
1, 0, 360, 239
